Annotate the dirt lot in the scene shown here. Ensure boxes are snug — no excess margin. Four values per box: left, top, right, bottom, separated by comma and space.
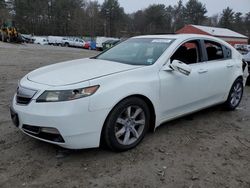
0, 42, 250, 188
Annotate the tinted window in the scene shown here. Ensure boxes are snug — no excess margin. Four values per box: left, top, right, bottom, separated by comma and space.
205, 40, 224, 61
171, 40, 201, 64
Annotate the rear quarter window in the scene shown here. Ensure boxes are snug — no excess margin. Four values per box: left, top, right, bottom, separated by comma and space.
204, 40, 224, 61
223, 46, 232, 59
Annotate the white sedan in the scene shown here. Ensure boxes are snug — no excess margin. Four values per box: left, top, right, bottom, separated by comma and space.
10, 34, 249, 151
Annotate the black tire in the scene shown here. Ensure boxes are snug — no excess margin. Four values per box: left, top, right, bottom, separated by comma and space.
65, 43, 69, 47
247, 77, 250, 86
224, 78, 244, 110
103, 97, 150, 152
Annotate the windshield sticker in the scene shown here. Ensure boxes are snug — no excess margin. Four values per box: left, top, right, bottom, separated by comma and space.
152, 39, 172, 43
147, 59, 154, 64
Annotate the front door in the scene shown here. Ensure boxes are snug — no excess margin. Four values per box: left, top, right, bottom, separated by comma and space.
159, 39, 212, 121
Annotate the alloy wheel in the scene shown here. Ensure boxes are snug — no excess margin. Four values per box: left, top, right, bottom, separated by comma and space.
114, 106, 146, 145
230, 82, 243, 107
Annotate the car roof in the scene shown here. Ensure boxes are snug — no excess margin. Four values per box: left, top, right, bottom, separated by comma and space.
133, 34, 222, 41
133, 34, 233, 49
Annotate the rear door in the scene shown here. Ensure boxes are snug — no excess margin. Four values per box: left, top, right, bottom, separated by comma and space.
201, 40, 233, 103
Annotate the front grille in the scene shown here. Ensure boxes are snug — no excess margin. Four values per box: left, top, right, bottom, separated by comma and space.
16, 86, 37, 105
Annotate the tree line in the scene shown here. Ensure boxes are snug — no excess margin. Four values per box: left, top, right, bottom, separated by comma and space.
0, 0, 249, 40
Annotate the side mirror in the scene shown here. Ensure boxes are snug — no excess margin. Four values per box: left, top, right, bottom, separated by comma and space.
170, 60, 192, 76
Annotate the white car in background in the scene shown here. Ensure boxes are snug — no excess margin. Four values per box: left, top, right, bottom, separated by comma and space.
33, 37, 48, 45
48, 36, 64, 46
243, 51, 250, 63
62, 37, 85, 48
10, 34, 249, 151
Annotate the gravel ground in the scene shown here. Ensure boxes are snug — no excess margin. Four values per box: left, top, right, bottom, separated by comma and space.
0, 42, 250, 188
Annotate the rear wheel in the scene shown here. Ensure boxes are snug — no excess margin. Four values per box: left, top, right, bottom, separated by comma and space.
103, 97, 150, 151
224, 78, 243, 110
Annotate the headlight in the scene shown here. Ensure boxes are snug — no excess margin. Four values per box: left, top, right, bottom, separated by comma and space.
36, 85, 99, 102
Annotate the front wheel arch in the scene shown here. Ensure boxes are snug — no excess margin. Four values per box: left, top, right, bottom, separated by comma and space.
100, 95, 156, 148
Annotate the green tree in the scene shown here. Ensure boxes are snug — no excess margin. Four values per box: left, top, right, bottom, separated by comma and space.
173, 0, 185, 31
131, 10, 146, 35
12, 0, 85, 35
85, 1, 103, 37
183, 0, 207, 25
219, 7, 234, 29
233, 12, 244, 34
165, 5, 174, 33
101, 0, 125, 37
0, 0, 9, 24
244, 12, 250, 42
144, 4, 168, 34
204, 14, 219, 27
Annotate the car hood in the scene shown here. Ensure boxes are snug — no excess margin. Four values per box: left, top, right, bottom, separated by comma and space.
27, 58, 141, 86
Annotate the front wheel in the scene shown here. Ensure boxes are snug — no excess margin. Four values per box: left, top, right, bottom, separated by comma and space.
103, 97, 150, 151
224, 78, 243, 110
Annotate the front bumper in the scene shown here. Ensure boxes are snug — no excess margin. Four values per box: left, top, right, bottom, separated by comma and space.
11, 95, 110, 149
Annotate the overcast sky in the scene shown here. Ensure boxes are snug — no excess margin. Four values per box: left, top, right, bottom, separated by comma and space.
95, 0, 250, 16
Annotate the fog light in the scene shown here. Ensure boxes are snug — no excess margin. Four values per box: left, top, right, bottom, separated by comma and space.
41, 127, 60, 134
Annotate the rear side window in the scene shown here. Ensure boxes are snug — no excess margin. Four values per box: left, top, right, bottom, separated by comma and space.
204, 40, 224, 61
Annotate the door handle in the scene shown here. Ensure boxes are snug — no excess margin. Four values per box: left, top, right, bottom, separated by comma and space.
198, 69, 208, 74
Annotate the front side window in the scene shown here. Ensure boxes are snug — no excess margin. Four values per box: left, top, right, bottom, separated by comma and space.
171, 40, 201, 64
96, 38, 175, 65
204, 40, 224, 61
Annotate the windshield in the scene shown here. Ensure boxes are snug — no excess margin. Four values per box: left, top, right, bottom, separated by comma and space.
96, 38, 175, 65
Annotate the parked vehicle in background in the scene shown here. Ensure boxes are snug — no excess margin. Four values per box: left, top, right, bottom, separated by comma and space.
21, 34, 34, 43
96, 36, 119, 51
84, 41, 91, 49
10, 34, 249, 151
102, 39, 120, 50
84, 41, 96, 50
243, 51, 250, 63
48, 36, 64, 46
0, 21, 22, 43
62, 37, 85, 48
247, 45, 250, 51
243, 52, 250, 84
33, 37, 48, 45
234, 44, 248, 51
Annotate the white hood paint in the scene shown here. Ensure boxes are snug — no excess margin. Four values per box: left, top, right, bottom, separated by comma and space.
27, 58, 141, 86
